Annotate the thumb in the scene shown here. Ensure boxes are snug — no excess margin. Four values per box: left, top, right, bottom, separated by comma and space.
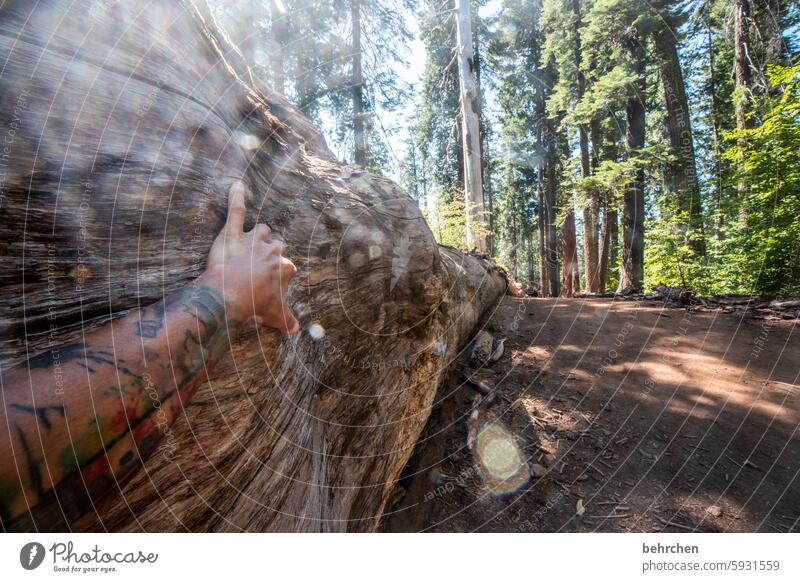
224, 180, 247, 235
281, 308, 300, 335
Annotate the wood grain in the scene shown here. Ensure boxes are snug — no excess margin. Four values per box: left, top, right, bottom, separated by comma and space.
0, 0, 507, 531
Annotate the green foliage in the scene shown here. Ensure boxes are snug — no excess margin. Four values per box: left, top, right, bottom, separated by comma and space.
714, 64, 800, 295
218, 0, 800, 298
423, 195, 468, 250
210, 0, 415, 174
416, 0, 464, 203
644, 207, 710, 292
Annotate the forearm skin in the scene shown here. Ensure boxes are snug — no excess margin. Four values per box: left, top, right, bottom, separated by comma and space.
0, 280, 241, 531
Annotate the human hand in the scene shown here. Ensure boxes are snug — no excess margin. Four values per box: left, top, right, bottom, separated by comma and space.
200, 181, 300, 334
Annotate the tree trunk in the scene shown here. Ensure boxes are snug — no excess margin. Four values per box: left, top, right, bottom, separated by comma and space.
561, 208, 580, 297
610, 207, 620, 287
598, 206, 612, 292
455, 0, 486, 252
474, 27, 494, 256
527, 229, 536, 285
537, 163, 548, 295
580, 135, 599, 293
734, 0, 753, 198
572, 0, 598, 293
0, 0, 507, 532
351, 0, 367, 166
618, 40, 646, 294
654, 30, 704, 257
704, 16, 725, 240
270, 0, 288, 94
561, 123, 580, 297
544, 125, 563, 298
510, 211, 519, 279
591, 120, 609, 292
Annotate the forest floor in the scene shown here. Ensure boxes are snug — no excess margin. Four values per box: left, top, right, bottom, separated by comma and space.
380, 297, 800, 533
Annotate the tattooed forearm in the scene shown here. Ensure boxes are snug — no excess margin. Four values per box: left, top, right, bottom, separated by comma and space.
0, 284, 242, 530
2, 180, 299, 531
28, 341, 144, 381
175, 286, 236, 385
9, 404, 66, 430
15, 425, 45, 499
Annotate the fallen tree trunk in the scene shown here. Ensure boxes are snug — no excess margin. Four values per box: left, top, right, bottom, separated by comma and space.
0, 0, 506, 531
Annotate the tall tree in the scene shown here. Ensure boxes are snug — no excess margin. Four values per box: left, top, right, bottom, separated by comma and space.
455, 0, 487, 252
269, 0, 288, 93
351, 0, 368, 166
540, 0, 579, 295
581, 0, 649, 292
418, 0, 464, 220
734, 0, 754, 197
618, 35, 647, 293
473, 9, 496, 255
572, 0, 599, 293
652, 3, 705, 256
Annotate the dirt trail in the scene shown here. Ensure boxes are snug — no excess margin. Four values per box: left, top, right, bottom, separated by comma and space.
381, 297, 800, 532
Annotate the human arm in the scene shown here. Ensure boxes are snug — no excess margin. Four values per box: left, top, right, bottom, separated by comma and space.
0, 181, 298, 528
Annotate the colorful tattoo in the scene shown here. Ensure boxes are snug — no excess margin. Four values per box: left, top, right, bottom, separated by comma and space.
1, 284, 238, 531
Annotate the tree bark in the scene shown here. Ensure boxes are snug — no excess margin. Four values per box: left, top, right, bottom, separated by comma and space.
591, 120, 610, 292
527, 229, 536, 285
351, 0, 368, 166
0, 0, 507, 532
572, 0, 599, 293
561, 208, 580, 297
704, 15, 725, 240
474, 26, 494, 256
618, 39, 646, 294
598, 206, 612, 292
610, 207, 619, 287
734, 0, 753, 198
270, 0, 288, 94
510, 210, 519, 279
545, 134, 563, 298
537, 163, 548, 294
561, 130, 580, 297
455, 0, 486, 252
653, 30, 704, 257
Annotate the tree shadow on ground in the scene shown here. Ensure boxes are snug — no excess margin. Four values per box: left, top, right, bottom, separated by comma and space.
381, 297, 799, 533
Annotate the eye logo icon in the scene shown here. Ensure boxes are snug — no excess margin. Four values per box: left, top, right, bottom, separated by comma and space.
20, 542, 46, 570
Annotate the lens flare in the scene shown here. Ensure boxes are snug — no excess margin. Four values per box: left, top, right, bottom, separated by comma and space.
473, 422, 529, 495
308, 323, 325, 340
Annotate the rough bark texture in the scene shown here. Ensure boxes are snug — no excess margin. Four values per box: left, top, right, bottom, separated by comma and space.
561, 209, 580, 298
0, 0, 506, 532
618, 39, 646, 294
543, 125, 562, 298
473, 29, 494, 256
455, 0, 486, 253
591, 120, 610, 292
598, 205, 612, 292
351, 0, 367, 167
734, 0, 753, 198
654, 30, 704, 257
572, 0, 599, 293
537, 164, 547, 294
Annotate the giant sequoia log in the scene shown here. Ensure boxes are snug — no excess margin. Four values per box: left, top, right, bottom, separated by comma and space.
0, 0, 506, 531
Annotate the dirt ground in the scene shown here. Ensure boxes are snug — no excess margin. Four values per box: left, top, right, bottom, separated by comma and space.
380, 297, 800, 533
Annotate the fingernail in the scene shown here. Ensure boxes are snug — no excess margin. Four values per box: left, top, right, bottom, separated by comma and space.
230, 180, 246, 199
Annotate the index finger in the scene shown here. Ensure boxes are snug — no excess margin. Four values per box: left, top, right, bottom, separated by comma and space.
225, 180, 247, 234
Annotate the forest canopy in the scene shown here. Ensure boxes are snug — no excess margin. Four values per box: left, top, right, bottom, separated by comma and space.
212, 0, 800, 297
